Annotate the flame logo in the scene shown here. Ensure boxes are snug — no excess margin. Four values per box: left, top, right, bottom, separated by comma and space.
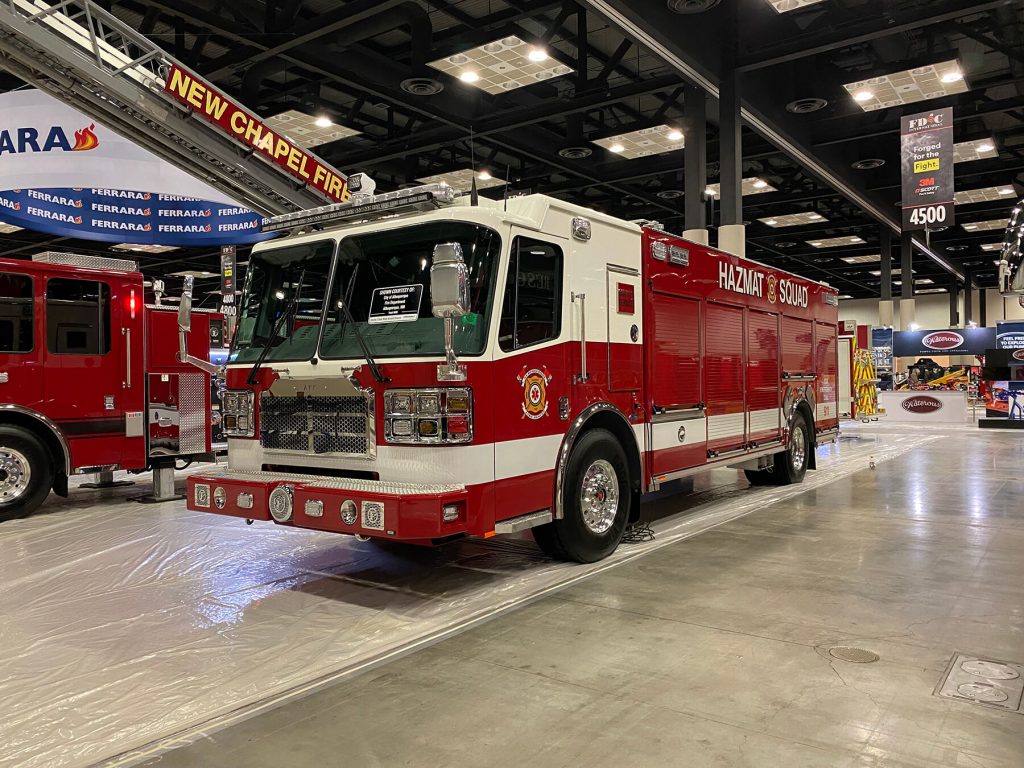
73, 200, 82, 208
142, 193, 151, 200
72, 216, 82, 224
142, 224, 152, 231
142, 208, 151, 216
201, 209, 211, 217
13, 202, 20, 211
71, 124, 99, 151
203, 224, 211, 232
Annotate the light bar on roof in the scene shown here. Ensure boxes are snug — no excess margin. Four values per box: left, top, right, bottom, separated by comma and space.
953, 138, 998, 164
262, 183, 457, 233
962, 218, 1010, 231
264, 110, 361, 149
416, 169, 506, 191
592, 125, 684, 159
759, 211, 827, 227
705, 178, 776, 198
844, 60, 967, 112
841, 254, 880, 264
955, 186, 1018, 205
428, 36, 573, 95
767, 0, 825, 11
807, 235, 866, 248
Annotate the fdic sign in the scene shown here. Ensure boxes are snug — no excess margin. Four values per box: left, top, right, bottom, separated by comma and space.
901, 108, 954, 231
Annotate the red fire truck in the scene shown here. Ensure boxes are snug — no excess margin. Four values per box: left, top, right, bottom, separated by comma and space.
0, 252, 221, 520
184, 185, 839, 562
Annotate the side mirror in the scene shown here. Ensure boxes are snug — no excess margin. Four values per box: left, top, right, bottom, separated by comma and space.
430, 242, 470, 318
178, 275, 194, 332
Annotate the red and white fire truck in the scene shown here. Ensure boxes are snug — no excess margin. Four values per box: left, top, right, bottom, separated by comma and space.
184, 185, 839, 562
0, 252, 221, 520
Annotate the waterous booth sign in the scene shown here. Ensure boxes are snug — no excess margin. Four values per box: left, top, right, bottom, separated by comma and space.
0, 90, 273, 246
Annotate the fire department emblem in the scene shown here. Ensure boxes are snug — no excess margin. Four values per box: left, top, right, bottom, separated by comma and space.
766, 274, 778, 304
518, 365, 552, 420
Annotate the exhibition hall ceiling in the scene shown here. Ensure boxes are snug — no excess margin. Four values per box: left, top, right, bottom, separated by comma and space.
0, 0, 1020, 301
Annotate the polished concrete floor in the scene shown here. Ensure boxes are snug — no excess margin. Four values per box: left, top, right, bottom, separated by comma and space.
138, 425, 1024, 768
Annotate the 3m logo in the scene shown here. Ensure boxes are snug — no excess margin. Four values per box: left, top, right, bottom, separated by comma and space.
902, 396, 943, 414
922, 331, 964, 350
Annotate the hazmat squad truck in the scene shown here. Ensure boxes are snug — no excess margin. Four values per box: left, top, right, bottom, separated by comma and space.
183, 184, 840, 562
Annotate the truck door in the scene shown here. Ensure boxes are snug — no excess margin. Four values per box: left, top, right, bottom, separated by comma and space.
43, 275, 139, 470
0, 272, 44, 410
606, 265, 642, 393
492, 232, 570, 522
704, 302, 746, 456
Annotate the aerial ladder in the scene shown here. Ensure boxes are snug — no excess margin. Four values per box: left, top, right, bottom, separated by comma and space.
0, 0, 347, 216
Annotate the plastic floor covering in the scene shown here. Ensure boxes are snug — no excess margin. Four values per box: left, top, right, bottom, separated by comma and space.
0, 428, 935, 768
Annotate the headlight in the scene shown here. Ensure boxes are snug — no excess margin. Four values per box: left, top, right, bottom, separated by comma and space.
221, 389, 255, 438
384, 388, 472, 444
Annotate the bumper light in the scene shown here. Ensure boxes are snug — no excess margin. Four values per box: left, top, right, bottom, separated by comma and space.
442, 503, 461, 523
385, 388, 473, 444
221, 390, 255, 438
305, 499, 324, 518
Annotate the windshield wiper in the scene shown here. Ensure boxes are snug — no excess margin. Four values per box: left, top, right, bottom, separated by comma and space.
246, 267, 306, 386
334, 264, 388, 383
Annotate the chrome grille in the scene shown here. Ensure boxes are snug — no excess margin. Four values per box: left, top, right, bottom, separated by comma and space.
260, 394, 372, 457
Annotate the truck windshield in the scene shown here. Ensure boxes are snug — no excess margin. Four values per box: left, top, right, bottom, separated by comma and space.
232, 240, 334, 363
319, 222, 501, 360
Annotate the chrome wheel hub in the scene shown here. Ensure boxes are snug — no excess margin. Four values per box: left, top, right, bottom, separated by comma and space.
790, 425, 806, 472
580, 459, 619, 534
0, 448, 31, 503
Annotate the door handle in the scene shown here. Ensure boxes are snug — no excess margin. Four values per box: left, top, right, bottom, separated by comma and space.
571, 291, 589, 383
122, 327, 132, 389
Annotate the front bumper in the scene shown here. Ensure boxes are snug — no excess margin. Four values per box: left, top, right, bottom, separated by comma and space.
187, 470, 469, 540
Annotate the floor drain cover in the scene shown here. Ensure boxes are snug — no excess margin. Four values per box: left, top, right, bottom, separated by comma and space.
828, 646, 880, 663
937, 653, 1024, 713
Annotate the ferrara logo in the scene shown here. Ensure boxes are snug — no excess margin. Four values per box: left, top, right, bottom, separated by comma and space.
0, 122, 100, 155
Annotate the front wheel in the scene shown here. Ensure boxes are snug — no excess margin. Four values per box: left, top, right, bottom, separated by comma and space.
0, 426, 53, 522
532, 428, 631, 563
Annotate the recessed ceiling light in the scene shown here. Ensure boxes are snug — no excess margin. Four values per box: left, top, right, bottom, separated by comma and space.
759, 211, 828, 227
264, 110, 361, 149
767, 0, 826, 11
657, 189, 685, 200
981, 243, 1004, 251
592, 126, 686, 159
705, 178, 778, 197
705, 185, 717, 196
838, 294, 853, 299
429, 36, 573, 95
786, 97, 828, 114
478, 170, 492, 181
314, 116, 332, 128
977, 143, 994, 153
417, 168, 507, 191
773, 240, 798, 248
844, 60, 968, 112
916, 287, 948, 294
945, 245, 968, 252
852, 158, 885, 170
955, 186, 1018, 205
841, 254, 881, 264
807, 235, 866, 248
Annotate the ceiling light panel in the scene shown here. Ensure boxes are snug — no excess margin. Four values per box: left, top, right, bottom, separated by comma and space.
807, 235, 866, 248
843, 60, 967, 112
416, 168, 507, 191
112, 243, 179, 254
953, 138, 998, 164
954, 186, 1018, 205
592, 126, 685, 159
841, 254, 881, 264
962, 218, 1010, 231
705, 178, 777, 197
759, 211, 828, 227
0, 221, 23, 234
916, 287, 947, 294
767, 0, 826, 12
428, 36, 573, 95
264, 110, 361, 149
981, 243, 1004, 251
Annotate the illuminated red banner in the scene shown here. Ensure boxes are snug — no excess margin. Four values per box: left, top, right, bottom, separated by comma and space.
163, 65, 349, 203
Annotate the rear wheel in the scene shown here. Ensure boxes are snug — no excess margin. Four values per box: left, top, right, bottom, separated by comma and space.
532, 428, 631, 563
0, 426, 53, 522
772, 412, 810, 486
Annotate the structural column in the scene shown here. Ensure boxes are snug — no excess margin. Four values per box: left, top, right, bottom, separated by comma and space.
949, 273, 959, 326
682, 84, 708, 245
717, 66, 745, 256
899, 231, 916, 329
878, 228, 894, 327
964, 268, 973, 326
978, 285, 987, 327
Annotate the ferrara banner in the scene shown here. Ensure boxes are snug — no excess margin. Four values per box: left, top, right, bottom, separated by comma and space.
0, 90, 274, 246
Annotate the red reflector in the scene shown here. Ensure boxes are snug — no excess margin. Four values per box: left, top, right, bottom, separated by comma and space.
447, 416, 469, 435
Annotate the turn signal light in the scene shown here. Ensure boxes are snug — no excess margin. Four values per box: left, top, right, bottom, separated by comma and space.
418, 419, 439, 437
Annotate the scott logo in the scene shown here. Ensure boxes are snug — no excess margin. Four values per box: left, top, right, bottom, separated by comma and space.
0, 123, 99, 155
902, 396, 943, 414
922, 331, 964, 350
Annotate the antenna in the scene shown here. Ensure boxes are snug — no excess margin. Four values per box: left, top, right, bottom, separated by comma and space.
469, 126, 479, 207
504, 163, 511, 211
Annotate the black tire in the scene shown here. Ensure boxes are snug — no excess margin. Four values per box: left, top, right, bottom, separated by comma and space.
532, 428, 631, 563
0, 426, 53, 522
771, 411, 810, 486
